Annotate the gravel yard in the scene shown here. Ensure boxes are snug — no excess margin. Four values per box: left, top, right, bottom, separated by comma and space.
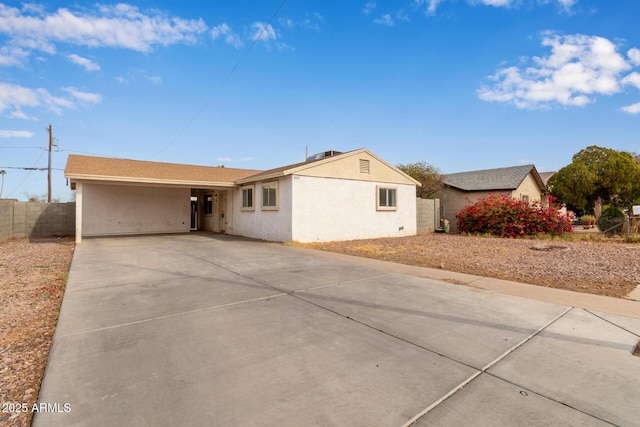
0, 237, 74, 427
303, 233, 640, 299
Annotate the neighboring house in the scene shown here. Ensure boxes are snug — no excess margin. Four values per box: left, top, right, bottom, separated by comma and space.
65, 148, 420, 243
437, 164, 547, 232
538, 171, 555, 187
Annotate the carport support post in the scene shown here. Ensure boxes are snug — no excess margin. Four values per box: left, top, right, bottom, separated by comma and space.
75, 182, 82, 243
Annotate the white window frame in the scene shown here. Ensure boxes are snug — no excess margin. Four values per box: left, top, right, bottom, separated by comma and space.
261, 181, 279, 211
377, 186, 397, 211
241, 185, 255, 211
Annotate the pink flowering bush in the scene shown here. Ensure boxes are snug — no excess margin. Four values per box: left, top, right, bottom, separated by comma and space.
455, 194, 573, 238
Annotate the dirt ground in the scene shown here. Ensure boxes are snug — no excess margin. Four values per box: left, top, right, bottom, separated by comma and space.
302, 233, 640, 299
0, 237, 74, 427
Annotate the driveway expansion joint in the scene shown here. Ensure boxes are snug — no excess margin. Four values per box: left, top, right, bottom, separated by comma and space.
402, 306, 578, 426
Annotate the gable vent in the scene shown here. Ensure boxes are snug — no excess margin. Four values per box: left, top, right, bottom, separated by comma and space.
359, 159, 370, 174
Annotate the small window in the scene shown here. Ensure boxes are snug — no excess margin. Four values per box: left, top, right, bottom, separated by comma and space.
521, 194, 529, 203
204, 194, 213, 214
359, 159, 370, 174
377, 186, 397, 210
261, 182, 278, 210
241, 186, 254, 211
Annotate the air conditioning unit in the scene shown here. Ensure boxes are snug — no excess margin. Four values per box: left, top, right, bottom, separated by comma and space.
306, 150, 342, 162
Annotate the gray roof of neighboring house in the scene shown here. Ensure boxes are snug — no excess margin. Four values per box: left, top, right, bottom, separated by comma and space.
444, 164, 544, 192
538, 171, 555, 186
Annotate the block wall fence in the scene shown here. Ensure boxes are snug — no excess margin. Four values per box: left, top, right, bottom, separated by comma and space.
0, 200, 75, 242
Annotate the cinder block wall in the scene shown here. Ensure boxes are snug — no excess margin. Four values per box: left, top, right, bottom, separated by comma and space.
416, 198, 440, 233
0, 200, 75, 242
0, 200, 12, 242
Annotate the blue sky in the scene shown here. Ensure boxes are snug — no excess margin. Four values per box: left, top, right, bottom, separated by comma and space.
1, 0, 639, 201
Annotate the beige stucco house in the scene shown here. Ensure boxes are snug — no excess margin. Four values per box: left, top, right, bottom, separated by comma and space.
65, 148, 420, 243
437, 164, 547, 232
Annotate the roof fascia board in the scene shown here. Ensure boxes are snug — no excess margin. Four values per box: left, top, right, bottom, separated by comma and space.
66, 174, 237, 188
235, 171, 286, 184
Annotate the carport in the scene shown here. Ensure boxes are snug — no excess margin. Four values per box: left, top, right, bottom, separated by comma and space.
64, 155, 259, 243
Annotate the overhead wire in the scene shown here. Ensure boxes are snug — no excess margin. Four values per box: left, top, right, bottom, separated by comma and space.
5, 148, 47, 197
149, 0, 287, 160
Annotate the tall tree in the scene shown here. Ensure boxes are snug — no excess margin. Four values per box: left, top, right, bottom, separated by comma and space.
549, 145, 640, 215
397, 161, 444, 199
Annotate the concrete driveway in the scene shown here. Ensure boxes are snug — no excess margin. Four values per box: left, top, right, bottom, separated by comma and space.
34, 233, 640, 426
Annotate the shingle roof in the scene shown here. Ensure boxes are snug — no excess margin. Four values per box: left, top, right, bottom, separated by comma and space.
538, 171, 555, 186
444, 164, 543, 191
237, 158, 326, 183
65, 155, 260, 187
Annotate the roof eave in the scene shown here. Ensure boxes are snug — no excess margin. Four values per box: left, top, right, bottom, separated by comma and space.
66, 174, 238, 188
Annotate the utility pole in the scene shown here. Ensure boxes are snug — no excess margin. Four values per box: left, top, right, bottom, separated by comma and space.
47, 124, 52, 203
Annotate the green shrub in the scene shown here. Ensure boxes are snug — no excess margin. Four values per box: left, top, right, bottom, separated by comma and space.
455, 194, 573, 238
580, 215, 595, 225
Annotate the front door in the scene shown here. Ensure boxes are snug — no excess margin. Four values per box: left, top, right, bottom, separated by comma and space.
190, 198, 198, 230
218, 192, 226, 233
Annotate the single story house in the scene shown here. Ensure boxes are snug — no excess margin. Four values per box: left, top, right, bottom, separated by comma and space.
65, 148, 420, 243
437, 164, 547, 232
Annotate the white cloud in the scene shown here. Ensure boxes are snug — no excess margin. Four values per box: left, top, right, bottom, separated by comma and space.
0, 3, 207, 57
557, 0, 577, 10
278, 13, 322, 31
0, 82, 40, 113
416, 0, 577, 15
415, 0, 445, 15
216, 157, 232, 163
115, 70, 162, 85
628, 48, 640, 66
362, 1, 376, 15
62, 87, 102, 104
251, 22, 277, 42
210, 23, 244, 48
0, 130, 34, 138
299, 12, 323, 31
0, 46, 29, 66
478, 33, 634, 109
374, 14, 395, 26
476, 0, 513, 6
66, 53, 100, 71
622, 72, 640, 90
146, 76, 162, 85
0, 82, 97, 116
619, 103, 640, 115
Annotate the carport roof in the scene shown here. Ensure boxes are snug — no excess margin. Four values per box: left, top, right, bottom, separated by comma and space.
65, 155, 260, 188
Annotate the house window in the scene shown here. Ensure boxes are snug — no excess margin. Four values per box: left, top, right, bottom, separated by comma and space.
204, 194, 213, 214
360, 159, 370, 174
377, 186, 397, 210
521, 194, 529, 203
241, 186, 254, 211
261, 182, 278, 210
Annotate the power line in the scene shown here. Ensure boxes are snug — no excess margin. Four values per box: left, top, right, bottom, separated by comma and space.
6, 149, 46, 197
149, 0, 287, 160
0, 146, 45, 149
0, 166, 64, 171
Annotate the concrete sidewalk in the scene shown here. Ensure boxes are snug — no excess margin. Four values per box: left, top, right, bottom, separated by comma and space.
34, 234, 640, 426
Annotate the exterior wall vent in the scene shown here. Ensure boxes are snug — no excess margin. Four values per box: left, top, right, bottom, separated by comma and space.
359, 159, 370, 174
